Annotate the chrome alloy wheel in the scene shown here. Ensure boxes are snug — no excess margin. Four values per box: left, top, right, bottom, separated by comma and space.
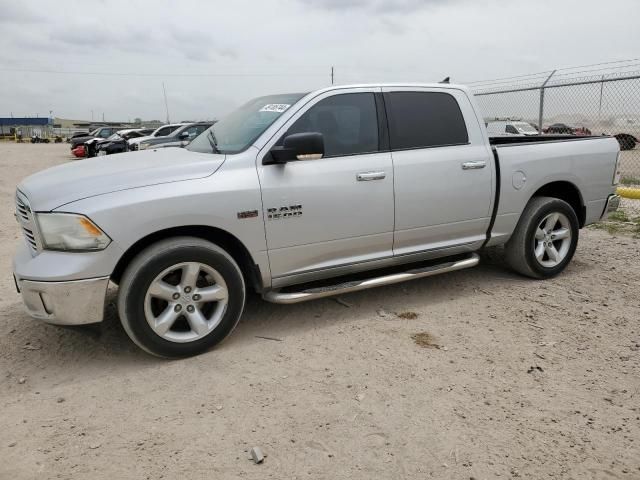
144, 262, 229, 343
533, 212, 572, 268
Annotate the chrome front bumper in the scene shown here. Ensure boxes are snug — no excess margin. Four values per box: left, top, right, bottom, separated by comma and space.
15, 276, 110, 326
601, 194, 621, 220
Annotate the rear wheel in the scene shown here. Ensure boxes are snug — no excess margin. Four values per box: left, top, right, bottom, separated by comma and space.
118, 237, 245, 357
505, 196, 579, 279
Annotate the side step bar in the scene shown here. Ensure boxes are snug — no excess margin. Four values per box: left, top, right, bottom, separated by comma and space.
263, 253, 480, 304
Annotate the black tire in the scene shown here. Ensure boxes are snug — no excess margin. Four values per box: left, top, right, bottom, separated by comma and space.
117, 237, 245, 358
504, 196, 579, 279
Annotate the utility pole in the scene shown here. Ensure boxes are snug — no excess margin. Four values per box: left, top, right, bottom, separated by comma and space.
102, 112, 105, 122
91, 110, 94, 122
162, 82, 170, 124
331, 66, 334, 85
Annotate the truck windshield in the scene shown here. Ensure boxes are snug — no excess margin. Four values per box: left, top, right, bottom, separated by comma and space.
187, 93, 306, 154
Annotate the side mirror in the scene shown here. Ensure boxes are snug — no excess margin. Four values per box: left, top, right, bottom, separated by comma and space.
179, 131, 190, 139
265, 132, 324, 165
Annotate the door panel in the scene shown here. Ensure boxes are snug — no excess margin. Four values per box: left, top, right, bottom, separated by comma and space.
382, 87, 494, 255
391, 144, 493, 255
260, 153, 394, 278
257, 89, 395, 279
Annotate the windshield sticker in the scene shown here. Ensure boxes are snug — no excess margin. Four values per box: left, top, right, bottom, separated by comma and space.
259, 104, 291, 113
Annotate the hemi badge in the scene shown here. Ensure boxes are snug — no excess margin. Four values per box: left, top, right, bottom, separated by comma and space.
237, 210, 259, 219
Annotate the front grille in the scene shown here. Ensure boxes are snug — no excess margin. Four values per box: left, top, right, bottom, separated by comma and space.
15, 197, 29, 221
15, 191, 39, 253
22, 227, 37, 250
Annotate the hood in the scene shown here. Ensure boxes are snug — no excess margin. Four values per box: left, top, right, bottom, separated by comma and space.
72, 135, 95, 145
19, 148, 225, 211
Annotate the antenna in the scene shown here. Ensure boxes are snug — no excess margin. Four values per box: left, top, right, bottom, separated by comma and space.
162, 82, 171, 124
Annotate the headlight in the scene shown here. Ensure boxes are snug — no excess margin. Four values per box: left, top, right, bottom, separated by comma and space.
139, 142, 150, 150
36, 213, 111, 251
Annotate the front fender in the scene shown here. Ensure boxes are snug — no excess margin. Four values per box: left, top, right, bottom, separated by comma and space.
58, 156, 268, 281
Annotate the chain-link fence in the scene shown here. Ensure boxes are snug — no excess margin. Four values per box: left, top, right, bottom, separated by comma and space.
471, 69, 640, 186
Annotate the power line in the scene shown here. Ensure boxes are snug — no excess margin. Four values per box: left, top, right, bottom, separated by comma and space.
554, 57, 640, 72
465, 70, 553, 86
467, 58, 640, 87
552, 62, 640, 78
0, 67, 326, 78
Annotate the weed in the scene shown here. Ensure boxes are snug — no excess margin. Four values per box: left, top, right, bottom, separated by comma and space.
608, 210, 629, 222
411, 332, 440, 349
620, 176, 640, 186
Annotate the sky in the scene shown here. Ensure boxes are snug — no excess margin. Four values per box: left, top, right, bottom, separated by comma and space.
0, 0, 638, 122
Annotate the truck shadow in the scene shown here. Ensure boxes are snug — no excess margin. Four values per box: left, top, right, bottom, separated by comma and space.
224, 248, 597, 348
3, 248, 597, 369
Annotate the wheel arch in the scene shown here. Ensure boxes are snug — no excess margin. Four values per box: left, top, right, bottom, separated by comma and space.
530, 180, 586, 227
110, 225, 264, 292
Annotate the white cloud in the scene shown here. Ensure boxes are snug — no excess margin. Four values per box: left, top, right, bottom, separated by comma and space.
0, 0, 637, 121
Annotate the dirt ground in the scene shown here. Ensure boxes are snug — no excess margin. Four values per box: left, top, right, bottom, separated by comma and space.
1, 143, 639, 480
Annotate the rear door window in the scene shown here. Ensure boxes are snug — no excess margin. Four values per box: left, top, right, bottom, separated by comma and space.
155, 127, 172, 136
384, 91, 468, 150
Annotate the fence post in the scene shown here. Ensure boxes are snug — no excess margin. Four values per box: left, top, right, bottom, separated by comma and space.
597, 74, 605, 122
538, 70, 556, 133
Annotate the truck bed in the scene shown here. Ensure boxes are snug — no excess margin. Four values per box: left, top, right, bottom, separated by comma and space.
487, 134, 619, 247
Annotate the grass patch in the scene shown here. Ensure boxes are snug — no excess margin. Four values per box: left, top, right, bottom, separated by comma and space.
608, 210, 630, 222
589, 210, 640, 237
620, 175, 640, 186
589, 222, 623, 235
397, 311, 418, 320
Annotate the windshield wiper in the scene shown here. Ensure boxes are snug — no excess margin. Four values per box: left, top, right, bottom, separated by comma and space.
207, 130, 220, 153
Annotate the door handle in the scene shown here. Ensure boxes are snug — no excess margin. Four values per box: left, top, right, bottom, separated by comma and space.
461, 161, 487, 170
356, 171, 386, 181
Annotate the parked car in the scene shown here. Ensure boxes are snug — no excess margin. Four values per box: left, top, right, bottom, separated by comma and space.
572, 125, 593, 136
543, 123, 592, 135
13, 83, 620, 357
70, 126, 123, 150
92, 129, 155, 157
71, 145, 86, 158
486, 120, 538, 136
543, 123, 573, 134
127, 124, 185, 150
137, 122, 214, 150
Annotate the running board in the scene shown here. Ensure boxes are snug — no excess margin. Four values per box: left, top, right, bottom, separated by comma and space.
263, 253, 480, 304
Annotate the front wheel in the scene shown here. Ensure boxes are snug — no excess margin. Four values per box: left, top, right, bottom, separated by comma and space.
505, 196, 579, 279
118, 237, 246, 358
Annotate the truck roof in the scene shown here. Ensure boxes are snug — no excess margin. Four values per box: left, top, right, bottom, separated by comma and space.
312, 83, 470, 94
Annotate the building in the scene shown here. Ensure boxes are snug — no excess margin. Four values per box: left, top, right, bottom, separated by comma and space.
0, 117, 53, 139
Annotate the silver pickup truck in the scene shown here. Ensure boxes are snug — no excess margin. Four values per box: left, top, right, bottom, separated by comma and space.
13, 83, 621, 357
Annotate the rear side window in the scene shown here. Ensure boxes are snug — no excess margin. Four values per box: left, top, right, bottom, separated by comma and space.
505, 124, 518, 134
286, 93, 379, 157
384, 91, 468, 150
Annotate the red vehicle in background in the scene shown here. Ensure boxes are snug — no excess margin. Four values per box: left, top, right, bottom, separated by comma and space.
71, 145, 86, 158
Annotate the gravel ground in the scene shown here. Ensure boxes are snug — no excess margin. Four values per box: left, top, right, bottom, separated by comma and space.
1, 143, 639, 479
